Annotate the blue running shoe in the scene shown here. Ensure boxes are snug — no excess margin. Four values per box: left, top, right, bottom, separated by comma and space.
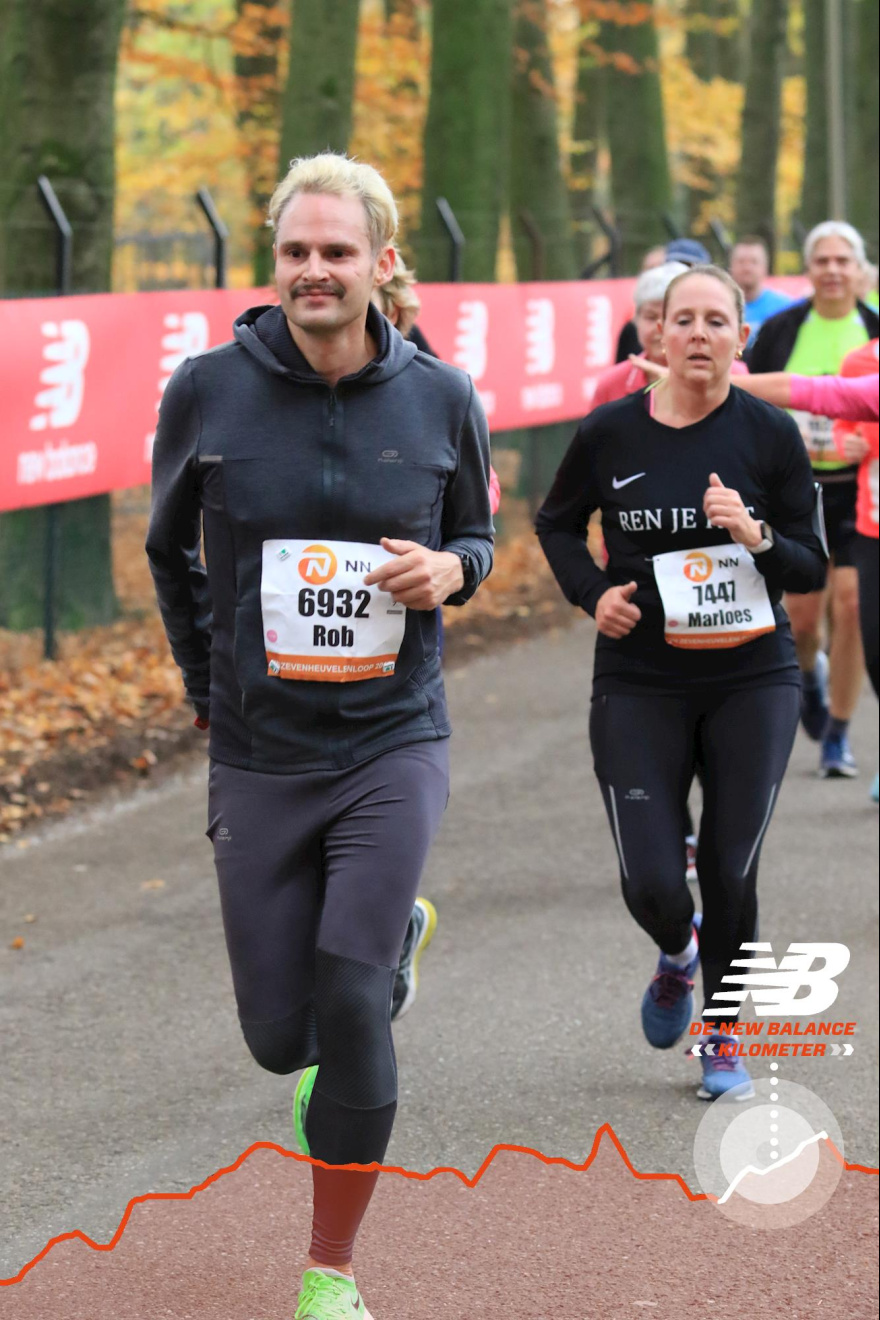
694, 1034, 755, 1101
820, 730, 859, 779
800, 651, 829, 741
871, 772, 879, 804
641, 921, 700, 1050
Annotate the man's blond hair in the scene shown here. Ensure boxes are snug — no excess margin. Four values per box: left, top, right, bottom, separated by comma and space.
267, 153, 398, 254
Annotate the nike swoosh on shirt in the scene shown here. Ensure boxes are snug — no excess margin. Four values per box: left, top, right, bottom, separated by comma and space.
612, 472, 646, 489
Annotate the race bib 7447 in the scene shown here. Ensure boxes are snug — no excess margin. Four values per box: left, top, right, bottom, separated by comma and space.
260, 539, 406, 682
652, 543, 776, 649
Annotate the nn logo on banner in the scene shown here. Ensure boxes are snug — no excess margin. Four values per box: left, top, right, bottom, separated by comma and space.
704, 942, 850, 1017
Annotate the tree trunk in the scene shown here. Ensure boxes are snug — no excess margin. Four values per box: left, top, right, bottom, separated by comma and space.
716, 0, 746, 82
417, 0, 514, 281
599, 1, 672, 273
799, 0, 828, 232
568, 39, 604, 272
279, 0, 361, 166
848, 0, 878, 259
736, 0, 788, 261
509, 0, 575, 280
233, 0, 285, 285
685, 0, 718, 81
0, 0, 125, 632
384, 0, 418, 19
683, 0, 717, 231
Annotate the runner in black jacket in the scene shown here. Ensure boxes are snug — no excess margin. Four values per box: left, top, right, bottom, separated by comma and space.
147, 154, 492, 1320
537, 266, 826, 1102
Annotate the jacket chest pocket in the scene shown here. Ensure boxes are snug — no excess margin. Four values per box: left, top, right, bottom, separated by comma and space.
201, 454, 319, 532
370, 462, 447, 542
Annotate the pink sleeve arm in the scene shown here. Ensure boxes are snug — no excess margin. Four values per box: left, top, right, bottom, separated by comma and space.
488, 465, 501, 515
789, 373, 880, 422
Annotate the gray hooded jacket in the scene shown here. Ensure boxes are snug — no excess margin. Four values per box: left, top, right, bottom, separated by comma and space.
146, 302, 493, 773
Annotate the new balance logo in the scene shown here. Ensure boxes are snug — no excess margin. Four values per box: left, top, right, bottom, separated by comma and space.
144, 312, 210, 462
584, 295, 613, 369
703, 942, 850, 1017
29, 320, 90, 431
524, 298, 555, 375
453, 300, 489, 381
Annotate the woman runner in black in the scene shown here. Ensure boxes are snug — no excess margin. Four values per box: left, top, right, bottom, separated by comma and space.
537, 266, 827, 1099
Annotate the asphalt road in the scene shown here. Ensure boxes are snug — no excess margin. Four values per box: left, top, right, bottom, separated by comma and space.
2, 619, 878, 1280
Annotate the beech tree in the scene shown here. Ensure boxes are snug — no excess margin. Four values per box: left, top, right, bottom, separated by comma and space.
736, 0, 788, 258
509, 0, 575, 279
568, 36, 604, 272
279, 0, 361, 166
799, 0, 828, 232
233, 0, 286, 285
0, 0, 126, 630
598, 0, 672, 273
417, 0, 514, 280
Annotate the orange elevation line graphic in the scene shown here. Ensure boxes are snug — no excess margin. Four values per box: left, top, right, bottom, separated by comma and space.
1, 1122, 877, 1288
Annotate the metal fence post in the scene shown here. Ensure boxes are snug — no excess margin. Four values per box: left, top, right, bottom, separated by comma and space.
195, 187, 229, 289
591, 206, 622, 278
36, 176, 73, 662
709, 218, 733, 264
518, 210, 545, 282
435, 198, 465, 282
662, 211, 681, 241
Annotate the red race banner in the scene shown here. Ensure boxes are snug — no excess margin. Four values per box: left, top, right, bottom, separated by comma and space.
0, 278, 809, 513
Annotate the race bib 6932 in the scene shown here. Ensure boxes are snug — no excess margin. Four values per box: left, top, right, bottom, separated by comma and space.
260, 539, 406, 682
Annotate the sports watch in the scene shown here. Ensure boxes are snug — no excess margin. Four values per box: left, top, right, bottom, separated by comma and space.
454, 550, 477, 591
751, 522, 775, 554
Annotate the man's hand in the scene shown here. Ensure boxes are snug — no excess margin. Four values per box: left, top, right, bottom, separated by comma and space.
703, 473, 763, 548
839, 431, 871, 464
595, 581, 641, 638
363, 538, 465, 610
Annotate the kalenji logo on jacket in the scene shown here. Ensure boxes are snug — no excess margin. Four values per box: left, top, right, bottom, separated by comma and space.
298, 544, 338, 585
29, 320, 90, 431
704, 942, 850, 1017
144, 312, 211, 462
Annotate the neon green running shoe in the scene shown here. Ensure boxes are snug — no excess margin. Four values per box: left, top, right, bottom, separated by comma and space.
294, 1268, 373, 1320
293, 1065, 318, 1156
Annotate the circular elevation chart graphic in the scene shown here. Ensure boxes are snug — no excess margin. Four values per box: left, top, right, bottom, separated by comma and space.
693, 1073, 845, 1228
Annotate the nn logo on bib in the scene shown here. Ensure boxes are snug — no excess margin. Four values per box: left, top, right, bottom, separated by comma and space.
298, 544, 338, 585
683, 551, 713, 583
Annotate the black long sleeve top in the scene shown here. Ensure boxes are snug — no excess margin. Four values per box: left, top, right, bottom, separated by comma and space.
536, 387, 828, 695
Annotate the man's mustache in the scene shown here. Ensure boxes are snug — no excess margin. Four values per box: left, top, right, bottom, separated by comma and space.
292, 282, 345, 298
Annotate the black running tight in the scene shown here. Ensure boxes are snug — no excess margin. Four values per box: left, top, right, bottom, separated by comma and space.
590, 685, 800, 1010
207, 741, 449, 1264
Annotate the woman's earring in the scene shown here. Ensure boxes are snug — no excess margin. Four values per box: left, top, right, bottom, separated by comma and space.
735, 348, 744, 359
